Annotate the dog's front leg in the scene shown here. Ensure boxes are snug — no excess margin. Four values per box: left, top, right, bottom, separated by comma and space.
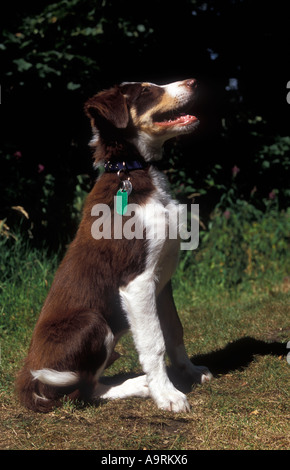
157, 282, 212, 383
119, 273, 190, 412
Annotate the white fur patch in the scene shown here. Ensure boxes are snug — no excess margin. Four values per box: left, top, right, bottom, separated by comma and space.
161, 80, 193, 106
95, 374, 150, 400
31, 369, 79, 387
93, 330, 116, 384
89, 129, 100, 147
33, 392, 49, 402
130, 131, 164, 162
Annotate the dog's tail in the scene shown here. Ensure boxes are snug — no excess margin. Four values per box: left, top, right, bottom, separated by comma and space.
16, 365, 81, 413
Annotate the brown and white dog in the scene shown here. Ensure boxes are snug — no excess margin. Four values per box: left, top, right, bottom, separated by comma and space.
16, 79, 212, 413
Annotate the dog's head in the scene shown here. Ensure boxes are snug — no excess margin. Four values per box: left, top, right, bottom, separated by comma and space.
85, 79, 199, 162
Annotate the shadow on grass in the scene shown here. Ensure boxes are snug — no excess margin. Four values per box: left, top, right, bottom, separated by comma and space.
171, 336, 288, 393
192, 336, 287, 376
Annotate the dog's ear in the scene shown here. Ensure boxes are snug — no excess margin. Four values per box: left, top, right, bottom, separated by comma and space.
85, 86, 129, 129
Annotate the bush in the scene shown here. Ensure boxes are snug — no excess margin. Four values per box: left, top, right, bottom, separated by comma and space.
178, 194, 289, 290
0, 150, 90, 249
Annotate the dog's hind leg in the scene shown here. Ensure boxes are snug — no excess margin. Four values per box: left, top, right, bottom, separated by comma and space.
94, 374, 150, 400
157, 282, 212, 384
19, 311, 117, 411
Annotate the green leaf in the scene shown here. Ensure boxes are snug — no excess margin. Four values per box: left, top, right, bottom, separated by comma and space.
261, 160, 270, 169
137, 24, 146, 33
67, 82, 81, 90
13, 58, 33, 72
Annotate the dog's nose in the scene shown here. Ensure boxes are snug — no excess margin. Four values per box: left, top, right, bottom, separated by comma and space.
186, 79, 197, 89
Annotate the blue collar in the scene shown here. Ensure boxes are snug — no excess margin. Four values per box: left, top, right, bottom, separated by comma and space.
104, 160, 149, 173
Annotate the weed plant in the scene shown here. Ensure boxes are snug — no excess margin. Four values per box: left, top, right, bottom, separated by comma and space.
0, 235, 58, 339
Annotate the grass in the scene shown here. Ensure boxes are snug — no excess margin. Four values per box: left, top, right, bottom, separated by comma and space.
0, 238, 289, 450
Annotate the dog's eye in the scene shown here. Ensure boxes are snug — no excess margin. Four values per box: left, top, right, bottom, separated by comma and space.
141, 86, 150, 94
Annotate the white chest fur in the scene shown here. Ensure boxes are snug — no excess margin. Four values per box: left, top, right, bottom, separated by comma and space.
140, 167, 180, 294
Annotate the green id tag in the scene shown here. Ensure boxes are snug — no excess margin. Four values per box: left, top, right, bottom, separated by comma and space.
116, 189, 128, 215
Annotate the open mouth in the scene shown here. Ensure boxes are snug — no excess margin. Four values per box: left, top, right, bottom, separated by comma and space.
154, 111, 198, 128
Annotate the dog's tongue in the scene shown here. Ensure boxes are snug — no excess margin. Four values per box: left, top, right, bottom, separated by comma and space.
156, 114, 198, 127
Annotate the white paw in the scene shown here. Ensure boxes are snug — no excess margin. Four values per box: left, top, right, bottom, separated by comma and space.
129, 375, 150, 398
154, 388, 190, 413
184, 364, 213, 384
201, 369, 213, 383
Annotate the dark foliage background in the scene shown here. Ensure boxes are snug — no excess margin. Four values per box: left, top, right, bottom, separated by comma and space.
1, 0, 290, 250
